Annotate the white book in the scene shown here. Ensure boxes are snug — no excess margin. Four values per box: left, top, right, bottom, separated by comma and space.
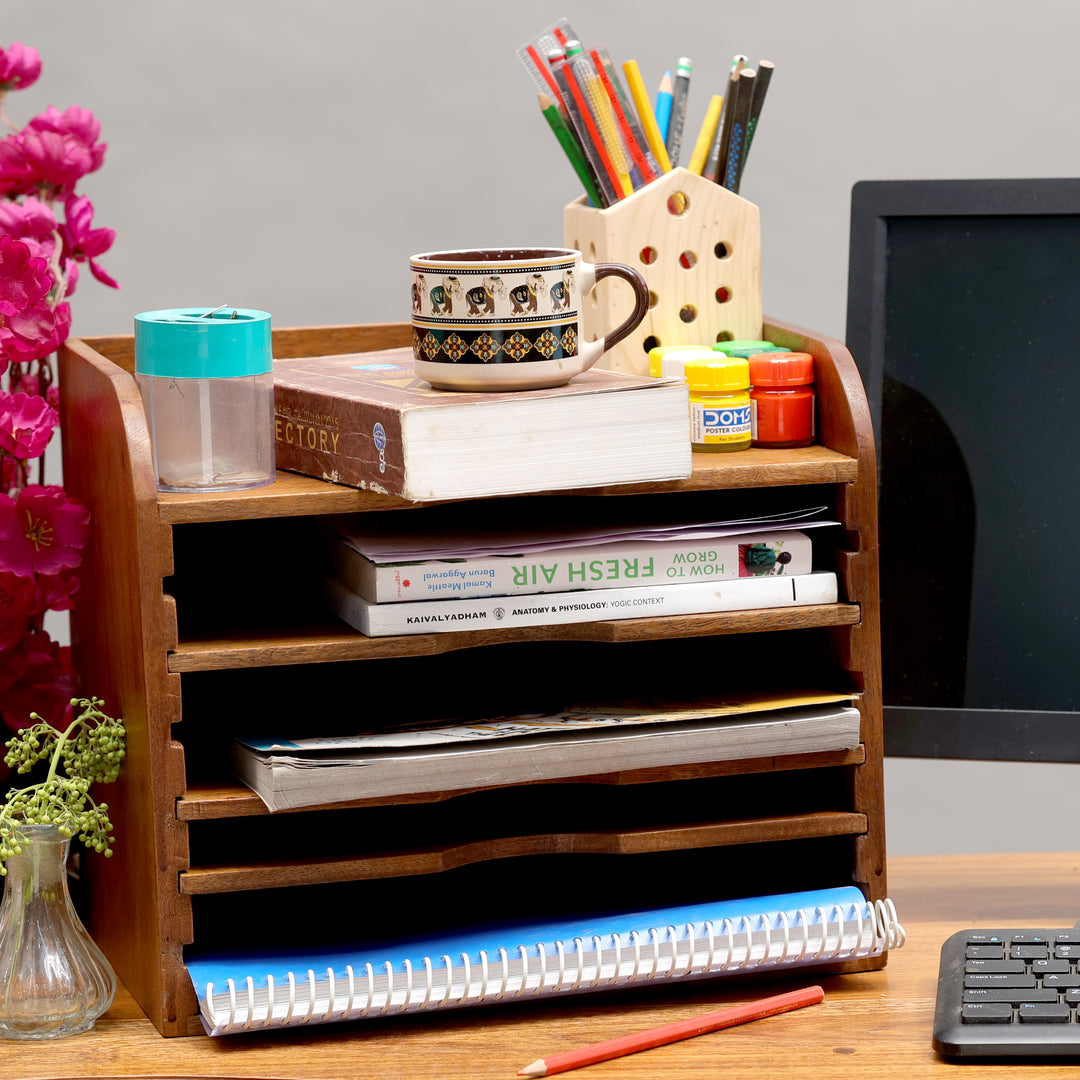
324, 570, 839, 637
231, 700, 861, 811
328, 529, 814, 604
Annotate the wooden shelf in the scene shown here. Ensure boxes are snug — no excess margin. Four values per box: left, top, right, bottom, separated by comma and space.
155, 447, 859, 525
176, 747, 868, 821
179, 811, 869, 895
167, 604, 863, 672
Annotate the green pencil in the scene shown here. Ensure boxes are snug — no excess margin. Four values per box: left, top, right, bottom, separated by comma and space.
539, 92, 603, 206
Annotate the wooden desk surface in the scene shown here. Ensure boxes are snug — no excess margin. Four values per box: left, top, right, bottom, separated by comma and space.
9, 851, 1080, 1079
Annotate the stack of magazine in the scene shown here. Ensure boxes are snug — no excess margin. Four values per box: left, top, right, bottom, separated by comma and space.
320, 506, 842, 637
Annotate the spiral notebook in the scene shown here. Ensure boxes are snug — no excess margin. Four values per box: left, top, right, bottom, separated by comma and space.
185, 886, 905, 1036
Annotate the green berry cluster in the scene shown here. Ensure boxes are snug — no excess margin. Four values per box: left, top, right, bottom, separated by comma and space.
0, 697, 126, 874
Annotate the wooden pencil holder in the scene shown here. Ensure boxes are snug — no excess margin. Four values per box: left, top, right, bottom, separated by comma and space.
564, 167, 762, 376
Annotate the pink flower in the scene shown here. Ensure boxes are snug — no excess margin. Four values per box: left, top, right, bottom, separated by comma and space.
0, 43, 41, 93
0, 136, 35, 199
0, 484, 88, 577
0, 571, 34, 650
0, 629, 72, 733
0, 455, 27, 496
25, 105, 106, 174
35, 568, 79, 612
0, 196, 58, 263
61, 195, 118, 289
0, 235, 62, 369
18, 129, 94, 197
0, 392, 58, 459
0, 234, 51, 314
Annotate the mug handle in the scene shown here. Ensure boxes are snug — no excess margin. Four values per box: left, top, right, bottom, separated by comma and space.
577, 262, 651, 371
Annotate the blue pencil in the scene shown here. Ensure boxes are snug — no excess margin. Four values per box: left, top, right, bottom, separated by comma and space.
654, 70, 673, 142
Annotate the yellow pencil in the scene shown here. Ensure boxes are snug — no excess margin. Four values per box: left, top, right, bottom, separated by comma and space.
621, 59, 672, 173
687, 94, 723, 174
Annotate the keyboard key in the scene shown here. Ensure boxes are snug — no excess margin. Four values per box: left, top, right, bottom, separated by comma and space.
967, 934, 1004, 944
966, 959, 1026, 974
966, 945, 1005, 959
1011, 945, 1050, 960
1055, 933, 1080, 945
1011, 934, 1050, 944
961, 1002, 1013, 1024
1019, 1003, 1071, 1023
964, 988, 1059, 1005
1032, 959, 1071, 974
1057, 945, 1080, 959
1042, 973, 1080, 989
965, 974, 1036, 989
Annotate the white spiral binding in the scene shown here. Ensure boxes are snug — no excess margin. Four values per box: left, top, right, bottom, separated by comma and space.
204, 895, 907, 1033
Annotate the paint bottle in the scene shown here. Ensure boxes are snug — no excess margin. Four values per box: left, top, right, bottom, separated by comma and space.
748, 351, 815, 448
685, 357, 751, 452
648, 344, 715, 378
713, 340, 790, 359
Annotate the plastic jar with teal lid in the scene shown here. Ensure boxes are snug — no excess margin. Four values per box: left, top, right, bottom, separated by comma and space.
685, 357, 751, 452
134, 307, 275, 493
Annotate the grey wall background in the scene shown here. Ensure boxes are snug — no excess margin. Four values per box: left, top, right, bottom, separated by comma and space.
6, 0, 1080, 856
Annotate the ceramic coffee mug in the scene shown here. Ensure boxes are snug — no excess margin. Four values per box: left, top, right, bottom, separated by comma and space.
410, 247, 649, 391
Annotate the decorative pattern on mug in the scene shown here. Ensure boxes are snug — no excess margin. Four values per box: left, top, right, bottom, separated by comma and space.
412, 324, 579, 365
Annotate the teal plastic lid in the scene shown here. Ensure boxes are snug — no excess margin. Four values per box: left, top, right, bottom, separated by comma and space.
134, 308, 272, 378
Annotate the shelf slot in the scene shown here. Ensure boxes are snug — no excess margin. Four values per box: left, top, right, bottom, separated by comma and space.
180, 811, 869, 895
168, 605, 862, 672
178, 747, 867, 821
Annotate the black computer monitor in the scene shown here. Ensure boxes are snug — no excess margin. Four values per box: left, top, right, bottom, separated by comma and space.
845, 178, 1080, 761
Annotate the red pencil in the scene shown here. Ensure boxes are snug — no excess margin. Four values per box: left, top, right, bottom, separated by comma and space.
515, 985, 825, 1077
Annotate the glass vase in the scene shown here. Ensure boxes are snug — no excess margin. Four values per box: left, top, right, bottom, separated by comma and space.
0, 823, 116, 1039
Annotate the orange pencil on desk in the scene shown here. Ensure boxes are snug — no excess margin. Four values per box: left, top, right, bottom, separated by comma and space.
517, 985, 825, 1077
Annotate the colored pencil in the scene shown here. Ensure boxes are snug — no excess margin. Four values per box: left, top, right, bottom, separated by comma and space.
655, 70, 674, 142
735, 57, 774, 189
687, 93, 723, 174
622, 59, 672, 172
517, 986, 826, 1077
538, 92, 603, 206
665, 57, 692, 166
703, 68, 738, 182
722, 66, 757, 192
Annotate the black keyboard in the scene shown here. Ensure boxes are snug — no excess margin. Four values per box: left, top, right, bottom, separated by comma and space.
934, 928, 1080, 1057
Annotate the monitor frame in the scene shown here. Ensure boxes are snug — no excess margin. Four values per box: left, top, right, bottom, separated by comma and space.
846, 177, 1080, 763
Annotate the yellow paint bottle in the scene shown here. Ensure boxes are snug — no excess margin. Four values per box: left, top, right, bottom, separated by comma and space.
685, 357, 752, 452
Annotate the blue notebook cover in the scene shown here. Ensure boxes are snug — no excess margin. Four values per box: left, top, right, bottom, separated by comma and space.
186, 886, 868, 1000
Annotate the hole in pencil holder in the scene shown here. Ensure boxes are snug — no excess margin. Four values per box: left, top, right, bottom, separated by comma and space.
715, 286, 731, 304
667, 191, 690, 216
679, 305, 698, 324
714, 242, 731, 259
639, 246, 658, 265
679, 251, 698, 270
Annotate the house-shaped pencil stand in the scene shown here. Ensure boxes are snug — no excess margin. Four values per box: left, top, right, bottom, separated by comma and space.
564, 168, 762, 377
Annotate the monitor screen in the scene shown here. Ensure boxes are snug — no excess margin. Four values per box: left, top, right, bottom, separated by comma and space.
845, 178, 1080, 761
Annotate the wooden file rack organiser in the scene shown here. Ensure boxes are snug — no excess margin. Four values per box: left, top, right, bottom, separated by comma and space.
59, 317, 885, 1036
564, 167, 762, 376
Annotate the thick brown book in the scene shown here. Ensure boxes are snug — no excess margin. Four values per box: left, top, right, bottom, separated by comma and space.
273, 348, 691, 501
